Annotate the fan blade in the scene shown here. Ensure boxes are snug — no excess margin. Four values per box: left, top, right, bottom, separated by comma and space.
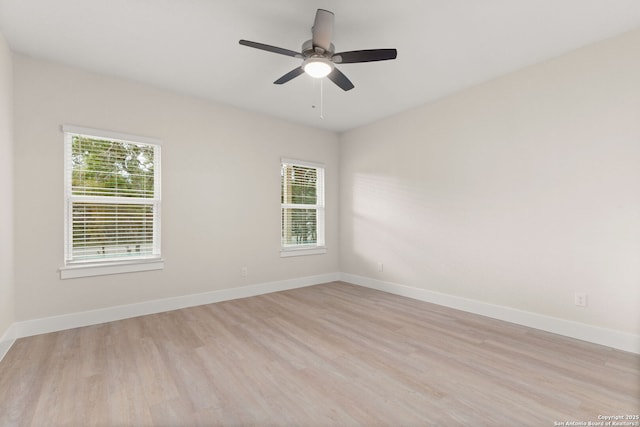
239, 40, 302, 58
332, 49, 397, 64
327, 67, 354, 91
274, 67, 305, 85
312, 9, 334, 52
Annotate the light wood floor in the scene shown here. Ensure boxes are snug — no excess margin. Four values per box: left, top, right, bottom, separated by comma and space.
1, 282, 638, 426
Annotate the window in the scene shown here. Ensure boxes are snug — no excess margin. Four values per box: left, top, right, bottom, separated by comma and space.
281, 159, 326, 257
61, 125, 163, 279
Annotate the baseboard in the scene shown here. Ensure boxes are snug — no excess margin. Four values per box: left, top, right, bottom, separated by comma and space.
3, 270, 637, 365
9, 272, 340, 344
0, 323, 17, 362
340, 273, 640, 354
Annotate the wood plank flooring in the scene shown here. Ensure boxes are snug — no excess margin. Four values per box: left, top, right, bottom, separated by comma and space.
1, 282, 638, 426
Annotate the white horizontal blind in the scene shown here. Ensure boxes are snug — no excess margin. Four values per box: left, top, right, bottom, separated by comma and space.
64, 129, 161, 264
281, 160, 325, 249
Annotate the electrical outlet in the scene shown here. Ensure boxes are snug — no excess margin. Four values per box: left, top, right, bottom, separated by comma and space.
377, 262, 384, 272
574, 292, 587, 307
241, 266, 248, 277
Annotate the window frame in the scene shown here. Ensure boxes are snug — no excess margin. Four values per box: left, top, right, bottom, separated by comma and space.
280, 158, 326, 257
60, 125, 164, 279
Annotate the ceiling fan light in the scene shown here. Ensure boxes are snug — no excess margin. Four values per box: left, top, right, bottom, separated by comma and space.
303, 58, 334, 78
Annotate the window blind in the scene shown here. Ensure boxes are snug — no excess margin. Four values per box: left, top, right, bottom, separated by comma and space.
64, 130, 161, 264
281, 160, 325, 249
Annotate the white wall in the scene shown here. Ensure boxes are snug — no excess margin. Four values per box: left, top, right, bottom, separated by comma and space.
340, 29, 640, 336
12, 56, 339, 321
0, 34, 14, 346
7, 29, 640, 351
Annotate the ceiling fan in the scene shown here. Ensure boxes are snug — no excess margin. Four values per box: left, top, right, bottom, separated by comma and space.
239, 9, 397, 91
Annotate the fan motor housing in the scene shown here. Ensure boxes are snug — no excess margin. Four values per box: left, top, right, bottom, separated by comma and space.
302, 39, 335, 57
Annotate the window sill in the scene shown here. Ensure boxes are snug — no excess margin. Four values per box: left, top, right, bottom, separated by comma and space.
60, 258, 165, 279
280, 247, 327, 258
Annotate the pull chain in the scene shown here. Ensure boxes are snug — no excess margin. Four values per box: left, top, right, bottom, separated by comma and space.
311, 78, 325, 119
320, 78, 324, 119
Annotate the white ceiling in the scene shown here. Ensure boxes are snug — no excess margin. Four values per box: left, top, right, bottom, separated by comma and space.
1, 0, 640, 133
